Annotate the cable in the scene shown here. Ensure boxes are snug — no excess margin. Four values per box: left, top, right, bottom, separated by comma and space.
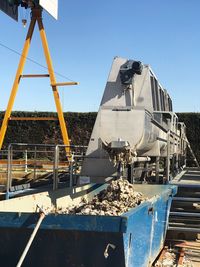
0, 41, 76, 82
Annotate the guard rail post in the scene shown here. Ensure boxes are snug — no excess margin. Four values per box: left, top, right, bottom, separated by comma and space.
53, 145, 59, 190
6, 144, 12, 200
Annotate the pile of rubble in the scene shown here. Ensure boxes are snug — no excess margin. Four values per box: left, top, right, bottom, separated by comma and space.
58, 178, 147, 216
154, 250, 176, 267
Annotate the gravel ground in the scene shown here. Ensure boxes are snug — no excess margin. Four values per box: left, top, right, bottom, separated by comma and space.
154, 249, 194, 267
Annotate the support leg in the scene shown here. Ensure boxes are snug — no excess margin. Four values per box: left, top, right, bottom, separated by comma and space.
155, 156, 160, 183
37, 16, 70, 154
0, 18, 36, 150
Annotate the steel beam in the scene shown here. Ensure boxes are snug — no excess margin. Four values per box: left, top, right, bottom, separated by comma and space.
37, 12, 70, 154
0, 17, 36, 150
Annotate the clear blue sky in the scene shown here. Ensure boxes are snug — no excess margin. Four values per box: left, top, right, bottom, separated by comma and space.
0, 0, 199, 112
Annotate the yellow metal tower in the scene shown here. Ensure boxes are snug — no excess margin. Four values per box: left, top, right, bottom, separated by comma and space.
0, 7, 77, 154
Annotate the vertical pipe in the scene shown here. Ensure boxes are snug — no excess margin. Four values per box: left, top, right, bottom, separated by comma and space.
74, 156, 77, 184
155, 156, 160, 183
131, 163, 135, 184
6, 144, 12, 200
70, 153, 74, 187
33, 146, 36, 180
171, 155, 175, 176
0, 18, 36, 150
53, 145, 59, 190
10, 146, 13, 189
25, 150, 28, 173
166, 131, 170, 183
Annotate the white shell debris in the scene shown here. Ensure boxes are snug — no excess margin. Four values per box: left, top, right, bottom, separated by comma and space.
155, 251, 176, 267
58, 178, 147, 216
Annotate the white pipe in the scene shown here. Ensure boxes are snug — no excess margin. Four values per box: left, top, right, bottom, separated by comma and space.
16, 212, 45, 267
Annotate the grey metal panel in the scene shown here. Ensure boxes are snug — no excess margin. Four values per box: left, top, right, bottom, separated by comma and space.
81, 57, 168, 181
100, 57, 128, 107
0, 0, 18, 21
80, 56, 187, 182
80, 158, 117, 183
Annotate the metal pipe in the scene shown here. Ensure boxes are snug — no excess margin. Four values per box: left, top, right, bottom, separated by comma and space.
155, 156, 160, 183
170, 212, 200, 217
173, 197, 200, 202
24, 150, 28, 173
33, 146, 37, 180
21, 74, 49, 78
8, 143, 55, 148
6, 144, 12, 200
130, 164, 135, 184
168, 226, 200, 232
10, 146, 13, 190
53, 145, 59, 190
70, 153, 74, 187
166, 131, 170, 182
132, 156, 151, 163
51, 82, 79, 86
16, 212, 45, 267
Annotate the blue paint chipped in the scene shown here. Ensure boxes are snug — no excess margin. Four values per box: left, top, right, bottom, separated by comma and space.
0, 184, 177, 267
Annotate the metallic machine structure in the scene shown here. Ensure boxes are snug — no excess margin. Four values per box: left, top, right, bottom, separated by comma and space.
81, 57, 188, 184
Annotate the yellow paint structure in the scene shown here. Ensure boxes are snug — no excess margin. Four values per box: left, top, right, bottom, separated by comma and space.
0, 8, 76, 155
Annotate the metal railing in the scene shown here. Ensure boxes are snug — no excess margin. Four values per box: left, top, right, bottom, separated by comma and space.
4, 143, 87, 199
53, 144, 87, 190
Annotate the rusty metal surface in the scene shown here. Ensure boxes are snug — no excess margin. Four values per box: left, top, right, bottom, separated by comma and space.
161, 240, 200, 266
178, 248, 185, 265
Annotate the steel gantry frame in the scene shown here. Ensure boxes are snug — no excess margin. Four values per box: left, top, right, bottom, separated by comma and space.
0, 7, 77, 154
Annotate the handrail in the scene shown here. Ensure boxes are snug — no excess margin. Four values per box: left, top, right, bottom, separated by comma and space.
5, 143, 87, 198
6, 143, 56, 199
53, 144, 87, 190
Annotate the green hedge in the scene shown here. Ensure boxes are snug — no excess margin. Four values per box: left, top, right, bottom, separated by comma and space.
0, 112, 199, 164
0, 111, 96, 148
177, 113, 200, 164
